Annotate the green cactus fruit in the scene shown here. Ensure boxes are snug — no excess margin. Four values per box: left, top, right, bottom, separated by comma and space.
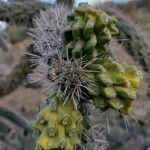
87, 58, 142, 114
63, 3, 118, 59
33, 93, 83, 150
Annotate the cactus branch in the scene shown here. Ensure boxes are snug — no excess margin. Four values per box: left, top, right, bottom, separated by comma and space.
0, 45, 35, 97
0, 106, 31, 132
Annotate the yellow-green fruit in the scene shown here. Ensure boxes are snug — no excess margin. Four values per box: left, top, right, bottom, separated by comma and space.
32, 94, 83, 150
63, 3, 118, 59
87, 59, 142, 114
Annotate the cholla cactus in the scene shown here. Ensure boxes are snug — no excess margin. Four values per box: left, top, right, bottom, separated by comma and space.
30, 3, 142, 150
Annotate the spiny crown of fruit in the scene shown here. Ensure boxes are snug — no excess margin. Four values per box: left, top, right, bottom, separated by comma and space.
33, 93, 83, 150
86, 58, 142, 114
63, 3, 118, 59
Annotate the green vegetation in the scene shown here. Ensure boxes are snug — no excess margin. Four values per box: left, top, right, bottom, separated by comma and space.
0, 2, 48, 27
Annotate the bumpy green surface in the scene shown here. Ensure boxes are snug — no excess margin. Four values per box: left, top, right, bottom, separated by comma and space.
87, 58, 142, 114
63, 3, 118, 59
32, 94, 83, 150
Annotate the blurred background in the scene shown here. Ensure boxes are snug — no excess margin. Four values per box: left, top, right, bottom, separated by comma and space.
0, 0, 149, 150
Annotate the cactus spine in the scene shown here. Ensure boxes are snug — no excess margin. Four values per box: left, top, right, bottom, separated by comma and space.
31, 3, 142, 150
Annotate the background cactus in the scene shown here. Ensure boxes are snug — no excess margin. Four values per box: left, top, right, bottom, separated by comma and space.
100, 4, 150, 73
30, 3, 142, 150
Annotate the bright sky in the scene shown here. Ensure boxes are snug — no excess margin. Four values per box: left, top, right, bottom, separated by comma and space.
41, 0, 129, 4
1, 0, 129, 4
112, 0, 129, 3
75, 0, 102, 5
